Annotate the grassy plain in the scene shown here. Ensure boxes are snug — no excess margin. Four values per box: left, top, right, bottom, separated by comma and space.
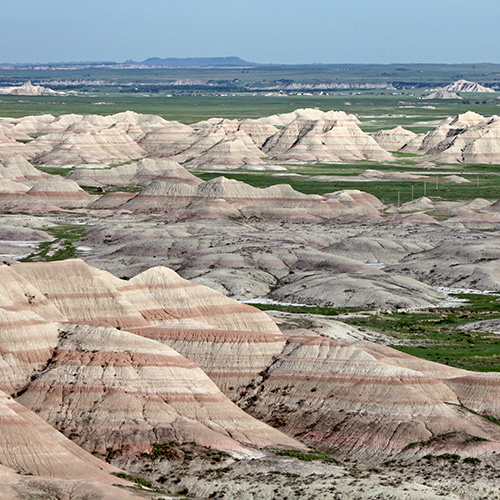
196, 166, 500, 206
3, 62, 500, 86
0, 91, 499, 131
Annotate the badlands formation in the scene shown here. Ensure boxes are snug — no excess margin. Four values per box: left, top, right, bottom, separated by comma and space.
3, 108, 500, 498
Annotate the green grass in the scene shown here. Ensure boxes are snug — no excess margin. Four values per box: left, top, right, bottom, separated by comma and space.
251, 294, 500, 372
342, 293, 500, 371
194, 169, 500, 205
81, 185, 143, 195
250, 303, 357, 315
447, 402, 500, 427
274, 448, 342, 465
20, 224, 88, 262
0, 90, 498, 130
35, 166, 75, 177
111, 472, 155, 489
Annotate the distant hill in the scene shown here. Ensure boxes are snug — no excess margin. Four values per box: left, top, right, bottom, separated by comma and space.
136, 56, 260, 67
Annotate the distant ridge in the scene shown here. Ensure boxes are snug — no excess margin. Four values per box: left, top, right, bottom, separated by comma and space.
136, 56, 259, 67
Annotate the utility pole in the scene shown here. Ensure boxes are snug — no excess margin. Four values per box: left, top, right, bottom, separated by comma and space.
398, 190, 400, 207
411, 185, 414, 201
424, 180, 427, 196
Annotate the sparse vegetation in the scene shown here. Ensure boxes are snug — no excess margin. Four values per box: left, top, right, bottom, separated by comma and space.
81, 185, 143, 195
20, 223, 88, 262
274, 448, 342, 465
111, 472, 155, 488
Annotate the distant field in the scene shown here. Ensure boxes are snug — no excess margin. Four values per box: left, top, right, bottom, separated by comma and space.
2, 62, 500, 87
195, 164, 500, 205
0, 92, 499, 131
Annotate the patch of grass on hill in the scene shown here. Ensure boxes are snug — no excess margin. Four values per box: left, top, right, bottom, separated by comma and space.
274, 448, 342, 465
20, 223, 88, 262
34, 166, 75, 177
81, 185, 143, 195
253, 293, 500, 372
342, 293, 500, 372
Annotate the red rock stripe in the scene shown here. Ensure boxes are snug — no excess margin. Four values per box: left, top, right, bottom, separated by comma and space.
53, 349, 197, 368
129, 327, 284, 344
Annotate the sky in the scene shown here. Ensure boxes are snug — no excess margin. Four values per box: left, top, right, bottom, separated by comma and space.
2, 0, 500, 65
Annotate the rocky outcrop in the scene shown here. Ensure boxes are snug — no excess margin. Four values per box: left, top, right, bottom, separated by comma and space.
0, 81, 63, 96
424, 90, 462, 100
1, 260, 299, 459
115, 176, 385, 221
401, 112, 500, 163
446, 79, 495, 93
370, 126, 417, 151
262, 117, 392, 163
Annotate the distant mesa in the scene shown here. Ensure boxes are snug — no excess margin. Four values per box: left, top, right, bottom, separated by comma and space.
137, 56, 259, 67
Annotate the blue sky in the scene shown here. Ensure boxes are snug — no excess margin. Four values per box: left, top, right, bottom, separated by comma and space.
2, 0, 499, 64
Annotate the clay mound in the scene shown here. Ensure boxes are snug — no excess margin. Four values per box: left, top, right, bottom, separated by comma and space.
0, 123, 32, 142
67, 158, 199, 189
111, 110, 171, 133
0, 179, 30, 193
359, 169, 426, 180
450, 111, 490, 127
119, 176, 384, 221
393, 196, 435, 213
0, 135, 32, 160
269, 270, 444, 310
389, 213, 441, 224
401, 112, 500, 163
388, 238, 500, 291
258, 108, 360, 127
424, 90, 462, 100
138, 120, 194, 154
38, 114, 85, 134
29, 122, 146, 166
0, 260, 301, 457
243, 335, 500, 461
67, 162, 141, 186
27, 178, 92, 208
441, 175, 470, 184
162, 121, 269, 170
238, 119, 279, 148
0, 155, 49, 184
446, 79, 495, 93
0, 464, 145, 500
263, 117, 393, 163
132, 158, 202, 186
0, 389, 129, 484
324, 235, 433, 264
462, 197, 493, 210
5, 114, 55, 136
17, 323, 299, 457
11, 259, 149, 328
325, 189, 385, 210
443, 213, 500, 230
0, 81, 62, 96
370, 126, 417, 151
183, 136, 267, 169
